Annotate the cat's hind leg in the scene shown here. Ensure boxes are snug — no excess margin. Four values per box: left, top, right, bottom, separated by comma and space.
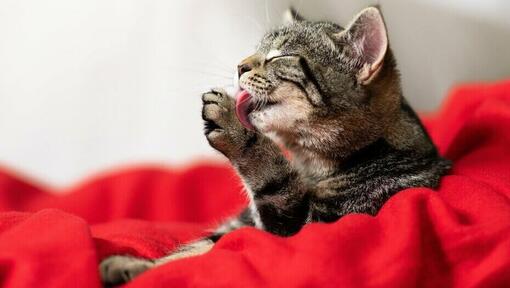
99, 255, 154, 286
99, 241, 215, 286
99, 209, 254, 285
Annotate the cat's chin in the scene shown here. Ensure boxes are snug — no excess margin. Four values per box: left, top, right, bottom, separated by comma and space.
235, 89, 279, 131
249, 107, 288, 135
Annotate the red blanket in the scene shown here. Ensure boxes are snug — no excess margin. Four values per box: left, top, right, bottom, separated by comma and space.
1, 80, 510, 288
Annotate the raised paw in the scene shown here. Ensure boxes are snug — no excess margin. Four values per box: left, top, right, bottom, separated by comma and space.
99, 255, 154, 286
202, 88, 236, 132
202, 88, 255, 157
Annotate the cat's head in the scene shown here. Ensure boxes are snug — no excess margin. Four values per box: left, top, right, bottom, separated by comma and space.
236, 7, 401, 156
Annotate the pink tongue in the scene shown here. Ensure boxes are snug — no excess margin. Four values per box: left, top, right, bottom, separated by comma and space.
235, 90, 255, 130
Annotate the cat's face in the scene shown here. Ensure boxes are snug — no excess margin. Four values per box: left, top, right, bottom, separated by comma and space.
236, 7, 397, 152
237, 19, 344, 133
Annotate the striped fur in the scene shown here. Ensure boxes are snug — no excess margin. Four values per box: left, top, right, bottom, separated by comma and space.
100, 7, 450, 285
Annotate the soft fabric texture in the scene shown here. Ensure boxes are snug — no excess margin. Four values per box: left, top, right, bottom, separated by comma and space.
1, 80, 510, 287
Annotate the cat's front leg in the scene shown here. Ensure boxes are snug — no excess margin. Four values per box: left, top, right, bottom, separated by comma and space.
99, 90, 256, 286
202, 89, 309, 236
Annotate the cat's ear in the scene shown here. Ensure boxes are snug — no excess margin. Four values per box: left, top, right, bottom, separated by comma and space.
282, 7, 305, 24
336, 7, 388, 85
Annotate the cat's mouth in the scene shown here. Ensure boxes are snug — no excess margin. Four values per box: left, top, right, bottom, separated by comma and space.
235, 90, 255, 130
235, 89, 277, 131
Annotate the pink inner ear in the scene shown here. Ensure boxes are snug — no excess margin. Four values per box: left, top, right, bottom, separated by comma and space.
361, 17, 387, 64
348, 8, 388, 83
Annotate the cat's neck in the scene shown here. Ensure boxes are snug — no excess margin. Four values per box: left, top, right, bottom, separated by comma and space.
288, 102, 436, 179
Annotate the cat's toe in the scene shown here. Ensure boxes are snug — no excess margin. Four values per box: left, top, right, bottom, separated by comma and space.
202, 89, 234, 110
202, 88, 248, 156
202, 104, 226, 137
202, 89, 235, 134
99, 255, 154, 286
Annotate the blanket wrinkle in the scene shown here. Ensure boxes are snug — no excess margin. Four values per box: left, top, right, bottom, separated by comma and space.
1, 80, 510, 287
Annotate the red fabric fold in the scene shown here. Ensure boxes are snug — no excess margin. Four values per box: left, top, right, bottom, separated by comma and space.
1, 80, 510, 287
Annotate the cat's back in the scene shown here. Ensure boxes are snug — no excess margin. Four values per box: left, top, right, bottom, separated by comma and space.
306, 139, 450, 223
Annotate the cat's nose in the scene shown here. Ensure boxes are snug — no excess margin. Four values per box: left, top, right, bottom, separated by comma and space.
237, 63, 252, 78
237, 55, 262, 78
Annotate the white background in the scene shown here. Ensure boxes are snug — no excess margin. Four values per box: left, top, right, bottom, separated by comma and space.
0, 0, 509, 187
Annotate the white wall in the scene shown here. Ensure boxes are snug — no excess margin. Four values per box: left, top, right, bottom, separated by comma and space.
0, 0, 509, 186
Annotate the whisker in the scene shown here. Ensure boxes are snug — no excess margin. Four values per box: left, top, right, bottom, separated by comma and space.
184, 67, 233, 77
194, 73, 233, 80
262, 97, 268, 111
246, 17, 266, 34
189, 60, 235, 75
169, 82, 235, 96
253, 90, 267, 112
168, 63, 233, 75
233, 12, 266, 34
256, 98, 265, 112
197, 73, 233, 80
170, 66, 234, 80
263, 0, 271, 25
207, 53, 238, 73
170, 79, 234, 91
293, 0, 305, 17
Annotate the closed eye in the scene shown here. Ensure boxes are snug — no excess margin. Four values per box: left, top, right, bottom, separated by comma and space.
266, 54, 300, 63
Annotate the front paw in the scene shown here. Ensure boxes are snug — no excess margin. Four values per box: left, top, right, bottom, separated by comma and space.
202, 89, 256, 157
99, 255, 154, 286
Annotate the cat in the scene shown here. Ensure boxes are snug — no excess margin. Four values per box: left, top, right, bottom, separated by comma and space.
100, 6, 450, 285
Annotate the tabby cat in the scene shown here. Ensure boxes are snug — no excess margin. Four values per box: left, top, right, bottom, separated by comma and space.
100, 7, 450, 285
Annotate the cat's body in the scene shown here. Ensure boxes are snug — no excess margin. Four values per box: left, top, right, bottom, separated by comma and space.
100, 7, 450, 285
